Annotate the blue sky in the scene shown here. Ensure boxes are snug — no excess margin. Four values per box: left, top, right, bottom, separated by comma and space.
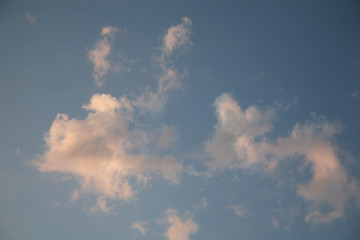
1, 0, 360, 239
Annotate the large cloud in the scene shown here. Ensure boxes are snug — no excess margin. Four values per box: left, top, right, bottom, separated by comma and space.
35, 18, 194, 208
206, 93, 360, 224
34, 94, 182, 203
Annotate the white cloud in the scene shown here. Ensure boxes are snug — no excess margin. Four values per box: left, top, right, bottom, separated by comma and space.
34, 94, 183, 205
158, 208, 198, 240
131, 221, 149, 235
25, 13, 37, 25
230, 204, 247, 216
88, 26, 118, 86
206, 93, 360, 224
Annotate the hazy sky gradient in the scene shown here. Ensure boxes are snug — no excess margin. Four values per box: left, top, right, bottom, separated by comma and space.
1, 1, 360, 239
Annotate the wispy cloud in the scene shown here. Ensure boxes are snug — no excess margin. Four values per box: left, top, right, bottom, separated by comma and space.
351, 91, 360, 100
205, 93, 360, 224
158, 208, 198, 240
88, 26, 118, 86
135, 17, 193, 113
230, 204, 247, 217
131, 221, 149, 235
25, 13, 37, 25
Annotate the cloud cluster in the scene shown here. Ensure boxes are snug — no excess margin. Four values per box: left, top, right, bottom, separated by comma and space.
206, 93, 360, 224
35, 94, 182, 204
35, 18, 194, 208
88, 26, 118, 86
158, 208, 199, 240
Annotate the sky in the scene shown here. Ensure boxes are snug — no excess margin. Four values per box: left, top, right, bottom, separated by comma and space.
1, 0, 360, 239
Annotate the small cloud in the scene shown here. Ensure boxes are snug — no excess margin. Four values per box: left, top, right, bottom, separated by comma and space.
88, 197, 114, 214
70, 189, 79, 202
272, 218, 280, 229
351, 92, 360, 100
25, 13, 37, 25
244, 72, 264, 82
131, 221, 149, 235
15, 147, 22, 156
230, 205, 247, 217
158, 208, 198, 240
162, 17, 192, 56
201, 70, 213, 80
192, 198, 208, 209
88, 26, 118, 86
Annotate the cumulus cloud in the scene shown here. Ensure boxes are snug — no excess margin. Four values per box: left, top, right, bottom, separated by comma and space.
88, 26, 118, 86
206, 93, 360, 224
131, 221, 149, 235
158, 208, 198, 240
34, 94, 183, 204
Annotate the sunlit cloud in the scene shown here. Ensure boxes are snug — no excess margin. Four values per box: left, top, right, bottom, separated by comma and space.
206, 93, 360, 224
34, 94, 182, 204
88, 26, 118, 86
135, 18, 192, 114
158, 208, 199, 240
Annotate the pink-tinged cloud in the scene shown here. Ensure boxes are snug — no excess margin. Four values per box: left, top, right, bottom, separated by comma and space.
158, 208, 199, 240
206, 93, 360, 224
88, 26, 118, 86
135, 18, 192, 113
34, 94, 183, 205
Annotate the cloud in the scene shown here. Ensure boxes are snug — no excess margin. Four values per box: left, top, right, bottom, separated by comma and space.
34, 94, 183, 204
35, 18, 193, 212
25, 13, 37, 25
158, 208, 198, 240
131, 221, 149, 235
272, 218, 280, 229
206, 93, 360, 224
134, 17, 192, 114
351, 92, 360, 100
230, 204, 247, 217
88, 26, 118, 86
162, 17, 193, 56
192, 198, 208, 210
88, 197, 113, 214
